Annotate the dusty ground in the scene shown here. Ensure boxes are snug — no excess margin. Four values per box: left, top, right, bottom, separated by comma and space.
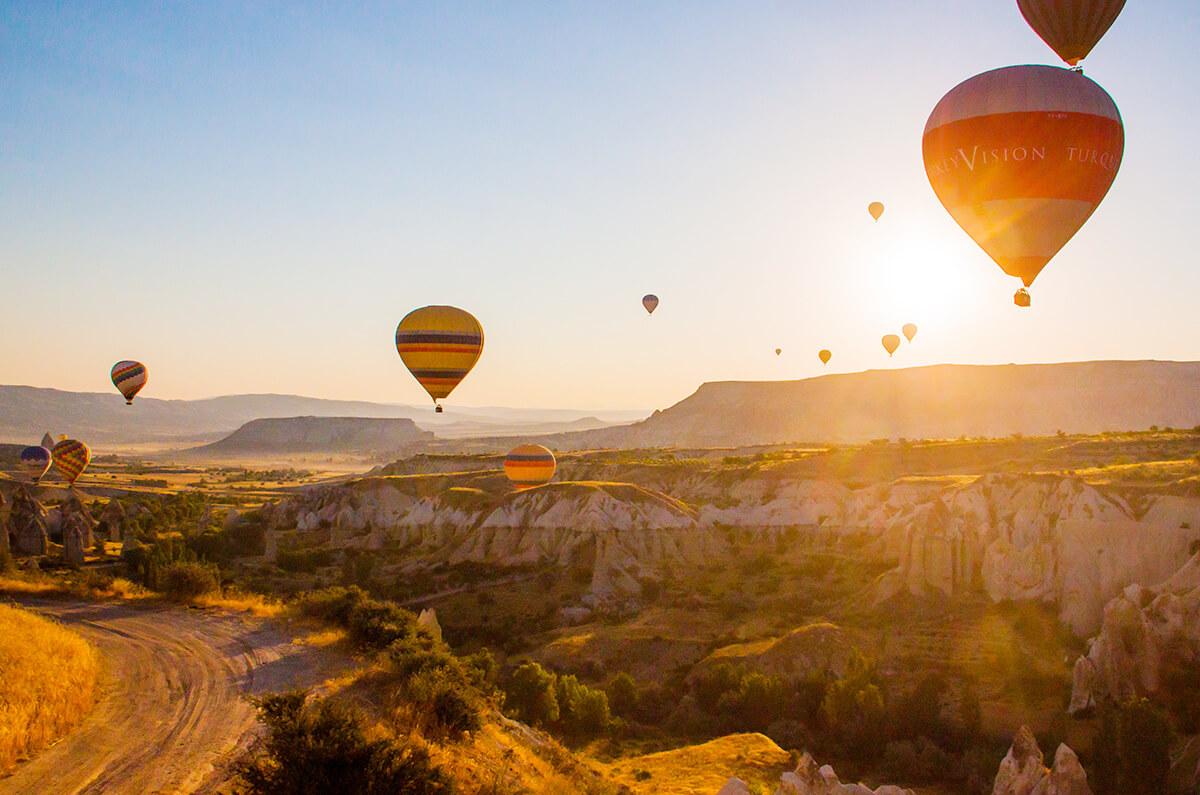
0, 598, 354, 795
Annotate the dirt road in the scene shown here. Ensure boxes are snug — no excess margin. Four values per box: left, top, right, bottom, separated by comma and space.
0, 599, 350, 795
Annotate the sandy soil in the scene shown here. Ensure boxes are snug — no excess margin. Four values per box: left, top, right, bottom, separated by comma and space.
0, 599, 351, 795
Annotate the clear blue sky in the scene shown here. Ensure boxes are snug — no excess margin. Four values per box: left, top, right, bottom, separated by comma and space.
2, 2, 1197, 411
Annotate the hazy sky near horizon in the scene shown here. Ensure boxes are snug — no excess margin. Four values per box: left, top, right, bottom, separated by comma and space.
2, 2, 1197, 412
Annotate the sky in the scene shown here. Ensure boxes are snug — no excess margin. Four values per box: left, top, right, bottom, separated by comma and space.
2, 2, 1197, 412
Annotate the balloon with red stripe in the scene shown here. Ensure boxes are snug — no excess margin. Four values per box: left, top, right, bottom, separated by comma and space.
111, 360, 148, 405
504, 444, 556, 490
395, 306, 484, 412
52, 439, 91, 487
923, 65, 1123, 306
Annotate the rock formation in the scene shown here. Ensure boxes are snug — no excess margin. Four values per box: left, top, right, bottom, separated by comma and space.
774, 751, 914, 794
10, 485, 48, 556
63, 520, 86, 567
0, 490, 10, 554
99, 498, 126, 542
1069, 551, 1200, 714
57, 494, 95, 550
717, 778, 752, 795
991, 725, 1091, 795
417, 608, 443, 644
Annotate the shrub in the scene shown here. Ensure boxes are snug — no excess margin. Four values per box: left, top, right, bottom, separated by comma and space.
234, 690, 449, 795
504, 661, 559, 726
163, 561, 220, 599
607, 673, 638, 717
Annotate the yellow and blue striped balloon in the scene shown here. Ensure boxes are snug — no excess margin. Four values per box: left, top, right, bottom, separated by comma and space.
111, 360, 148, 405
504, 444, 556, 489
395, 306, 484, 411
52, 439, 91, 487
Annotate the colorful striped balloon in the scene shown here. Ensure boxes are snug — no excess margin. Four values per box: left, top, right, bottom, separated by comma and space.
52, 439, 91, 487
19, 446, 52, 484
111, 360, 148, 404
504, 444, 556, 489
923, 66, 1123, 300
395, 306, 484, 410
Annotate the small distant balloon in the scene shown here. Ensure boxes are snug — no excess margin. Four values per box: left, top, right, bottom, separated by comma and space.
818, 349, 832, 365
111, 360, 148, 405
775, 348, 782, 356
868, 202, 885, 221
882, 334, 901, 357
902, 323, 918, 342
504, 444, 556, 489
52, 439, 91, 487
642, 295, 659, 315
20, 446, 52, 485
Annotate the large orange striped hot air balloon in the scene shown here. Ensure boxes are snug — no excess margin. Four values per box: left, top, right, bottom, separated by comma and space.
1017, 0, 1125, 67
52, 439, 91, 487
504, 444, 556, 489
923, 65, 1123, 306
111, 360, 148, 405
395, 306, 484, 414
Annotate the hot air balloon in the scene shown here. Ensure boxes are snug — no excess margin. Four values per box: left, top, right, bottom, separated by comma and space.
868, 202, 885, 221
882, 335, 901, 357
818, 349, 832, 365
775, 348, 782, 356
504, 444, 556, 489
923, 65, 1123, 306
395, 306, 484, 414
20, 446, 52, 484
1018, 0, 1125, 66
52, 439, 91, 487
642, 295, 659, 315
111, 360, 148, 405
902, 323, 918, 342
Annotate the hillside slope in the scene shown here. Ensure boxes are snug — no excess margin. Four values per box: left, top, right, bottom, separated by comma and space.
195, 416, 436, 456
529, 360, 1200, 449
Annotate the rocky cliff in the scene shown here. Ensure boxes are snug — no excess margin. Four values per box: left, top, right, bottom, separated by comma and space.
195, 416, 435, 456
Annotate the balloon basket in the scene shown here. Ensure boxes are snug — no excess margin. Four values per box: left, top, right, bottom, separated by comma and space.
1014, 289, 1031, 308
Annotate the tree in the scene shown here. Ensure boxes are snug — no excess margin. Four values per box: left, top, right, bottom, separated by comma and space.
505, 661, 559, 726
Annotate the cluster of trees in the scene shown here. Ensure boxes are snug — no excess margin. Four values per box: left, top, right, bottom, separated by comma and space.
503, 661, 615, 738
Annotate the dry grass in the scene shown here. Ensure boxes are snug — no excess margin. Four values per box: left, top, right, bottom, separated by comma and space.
0, 603, 100, 774
603, 732, 789, 794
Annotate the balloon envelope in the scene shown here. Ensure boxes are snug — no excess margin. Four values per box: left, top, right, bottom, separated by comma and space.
111, 360, 148, 404
775, 348, 782, 356
642, 295, 659, 315
882, 335, 901, 356
818, 349, 832, 365
52, 439, 91, 486
504, 444, 556, 489
20, 446, 52, 484
1018, 0, 1125, 66
868, 201, 884, 221
923, 65, 1123, 289
395, 306, 484, 406
902, 323, 918, 342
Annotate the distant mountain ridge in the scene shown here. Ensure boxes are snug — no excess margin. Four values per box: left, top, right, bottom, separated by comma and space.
493, 360, 1200, 450
0, 386, 641, 447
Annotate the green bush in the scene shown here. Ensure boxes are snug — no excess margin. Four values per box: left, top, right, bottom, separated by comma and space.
277, 547, 334, 573
234, 690, 449, 795
504, 661, 559, 726
163, 561, 220, 599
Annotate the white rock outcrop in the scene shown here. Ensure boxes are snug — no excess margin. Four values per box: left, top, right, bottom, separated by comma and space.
1069, 551, 1200, 714
774, 751, 914, 795
991, 725, 1091, 795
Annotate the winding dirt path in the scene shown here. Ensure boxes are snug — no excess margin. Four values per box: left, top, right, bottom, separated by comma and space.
0, 599, 351, 795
